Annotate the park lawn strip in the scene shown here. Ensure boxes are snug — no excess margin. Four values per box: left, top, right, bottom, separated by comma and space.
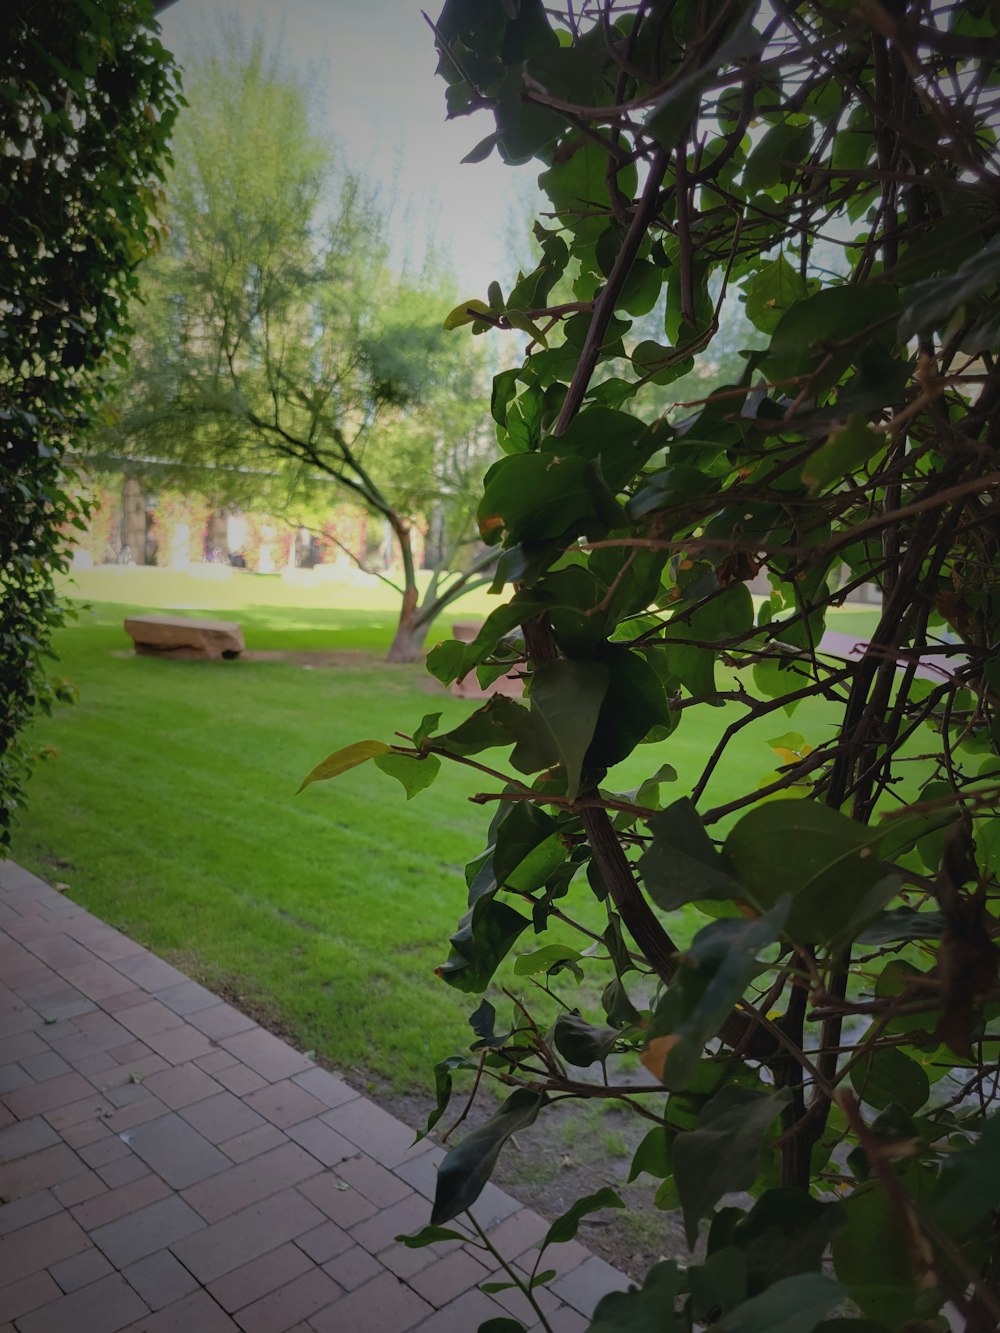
11, 592, 881, 1095
16, 606, 490, 1089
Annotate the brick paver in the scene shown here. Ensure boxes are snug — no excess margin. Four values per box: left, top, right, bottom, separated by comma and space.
207, 1241, 315, 1313
0, 861, 628, 1330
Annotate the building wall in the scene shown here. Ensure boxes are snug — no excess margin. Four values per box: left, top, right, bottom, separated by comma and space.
68, 475, 424, 575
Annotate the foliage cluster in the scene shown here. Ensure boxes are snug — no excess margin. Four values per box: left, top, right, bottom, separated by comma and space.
0, 0, 181, 847
100, 31, 499, 661
317, 2, 1000, 1329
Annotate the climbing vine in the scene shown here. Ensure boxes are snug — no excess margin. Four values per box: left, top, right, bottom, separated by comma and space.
0, 0, 181, 846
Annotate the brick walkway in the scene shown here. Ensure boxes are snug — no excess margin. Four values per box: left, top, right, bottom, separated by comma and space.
0, 860, 628, 1331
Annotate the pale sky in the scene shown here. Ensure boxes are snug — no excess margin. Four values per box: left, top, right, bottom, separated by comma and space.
157, 0, 541, 297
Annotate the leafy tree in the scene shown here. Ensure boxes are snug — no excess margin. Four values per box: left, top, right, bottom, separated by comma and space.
310, 2, 1000, 1328
103, 32, 497, 662
0, 0, 180, 847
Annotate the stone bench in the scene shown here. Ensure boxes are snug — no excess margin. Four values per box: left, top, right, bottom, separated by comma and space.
124, 614, 245, 661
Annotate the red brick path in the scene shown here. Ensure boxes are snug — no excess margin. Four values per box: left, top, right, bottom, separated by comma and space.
0, 862, 628, 1331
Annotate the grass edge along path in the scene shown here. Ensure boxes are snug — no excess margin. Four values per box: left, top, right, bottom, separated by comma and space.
12, 570, 880, 1097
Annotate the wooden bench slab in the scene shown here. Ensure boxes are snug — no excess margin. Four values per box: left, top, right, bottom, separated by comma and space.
124, 614, 245, 661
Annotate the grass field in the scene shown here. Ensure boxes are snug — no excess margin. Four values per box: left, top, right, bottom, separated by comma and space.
9, 565, 880, 1094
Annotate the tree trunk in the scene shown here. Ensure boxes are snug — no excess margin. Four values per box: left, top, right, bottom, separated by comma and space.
386, 588, 429, 663
385, 517, 428, 663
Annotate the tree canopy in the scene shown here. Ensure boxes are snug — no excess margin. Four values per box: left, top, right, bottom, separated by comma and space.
311, 2, 1000, 1328
102, 30, 498, 661
1, 0, 181, 846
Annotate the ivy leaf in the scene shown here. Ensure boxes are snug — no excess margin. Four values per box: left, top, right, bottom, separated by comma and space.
297, 740, 389, 793
673, 1086, 793, 1246
530, 658, 609, 800
431, 1089, 544, 1225
374, 752, 441, 799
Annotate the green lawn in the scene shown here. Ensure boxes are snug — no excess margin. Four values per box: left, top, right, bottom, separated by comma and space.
10, 566, 879, 1093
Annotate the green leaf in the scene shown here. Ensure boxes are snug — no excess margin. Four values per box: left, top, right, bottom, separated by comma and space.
542, 1187, 624, 1249
477, 1320, 526, 1333
297, 740, 390, 793
477, 453, 602, 546
395, 1223, 468, 1248
374, 752, 441, 799
420, 1054, 474, 1138
664, 585, 754, 698
849, 1046, 930, 1115
898, 234, 1000, 341
530, 658, 609, 800
436, 896, 531, 993
673, 1087, 793, 1246
648, 900, 790, 1090
590, 1259, 683, 1331
513, 944, 582, 976
444, 297, 491, 329
743, 122, 815, 194
431, 1089, 544, 1225
724, 800, 896, 946
801, 417, 884, 493
551, 1012, 619, 1067
832, 1186, 920, 1325
425, 639, 467, 685
765, 284, 897, 380
732, 1189, 845, 1291
856, 908, 947, 945
628, 1126, 670, 1183
713, 1274, 846, 1333
744, 256, 810, 334
469, 801, 561, 905
932, 1113, 1000, 1233
640, 797, 742, 911
689, 1246, 748, 1322
539, 136, 637, 246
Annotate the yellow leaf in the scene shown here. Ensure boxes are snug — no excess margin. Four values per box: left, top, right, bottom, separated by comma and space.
443, 299, 491, 331
640, 1034, 680, 1082
298, 740, 390, 793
